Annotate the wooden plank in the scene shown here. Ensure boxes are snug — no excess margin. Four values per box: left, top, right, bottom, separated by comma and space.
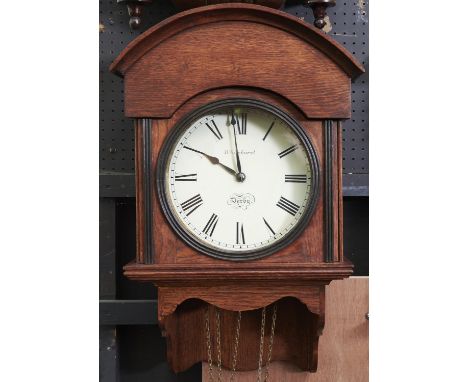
202, 277, 368, 381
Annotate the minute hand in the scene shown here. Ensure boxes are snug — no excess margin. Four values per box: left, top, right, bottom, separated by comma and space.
231, 114, 242, 174
183, 146, 237, 176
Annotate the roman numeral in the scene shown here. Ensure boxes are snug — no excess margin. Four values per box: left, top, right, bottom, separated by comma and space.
236, 222, 245, 244
175, 173, 197, 182
285, 174, 307, 183
262, 121, 275, 141
262, 217, 275, 236
235, 113, 247, 135
180, 194, 203, 216
276, 196, 300, 216
206, 120, 223, 140
202, 213, 219, 237
278, 144, 299, 158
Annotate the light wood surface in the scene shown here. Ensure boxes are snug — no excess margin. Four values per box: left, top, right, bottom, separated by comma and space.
202, 277, 369, 381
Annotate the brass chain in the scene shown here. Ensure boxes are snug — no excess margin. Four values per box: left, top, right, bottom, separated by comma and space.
205, 305, 277, 382
256, 307, 267, 382
263, 303, 278, 382
215, 308, 222, 382
205, 307, 214, 382
229, 311, 242, 382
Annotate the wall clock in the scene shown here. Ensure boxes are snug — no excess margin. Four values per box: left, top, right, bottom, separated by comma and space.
110, 2, 364, 376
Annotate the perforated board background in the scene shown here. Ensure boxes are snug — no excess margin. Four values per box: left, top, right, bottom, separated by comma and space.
99, 0, 369, 189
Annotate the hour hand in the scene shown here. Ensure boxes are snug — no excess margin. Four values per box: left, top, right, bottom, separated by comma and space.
183, 146, 237, 176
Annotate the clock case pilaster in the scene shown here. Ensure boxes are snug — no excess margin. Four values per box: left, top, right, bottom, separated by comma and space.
135, 118, 154, 264
112, 3, 364, 373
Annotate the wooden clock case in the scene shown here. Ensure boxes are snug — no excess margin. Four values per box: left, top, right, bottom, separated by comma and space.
110, 3, 364, 373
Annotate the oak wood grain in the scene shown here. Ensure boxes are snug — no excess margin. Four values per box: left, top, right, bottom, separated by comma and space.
111, 4, 364, 119
111, 4, 364, 77
123, 261, 354, 284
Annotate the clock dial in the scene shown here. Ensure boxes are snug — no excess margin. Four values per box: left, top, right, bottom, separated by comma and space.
157, 99, 319, 260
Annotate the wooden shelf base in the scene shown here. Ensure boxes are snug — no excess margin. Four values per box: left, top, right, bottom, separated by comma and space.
123, 261, 353, 372
163, 296, 323, 373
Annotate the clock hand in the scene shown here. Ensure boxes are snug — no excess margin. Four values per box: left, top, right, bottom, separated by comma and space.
183, 146, 237, 176
231, 112, 245, 182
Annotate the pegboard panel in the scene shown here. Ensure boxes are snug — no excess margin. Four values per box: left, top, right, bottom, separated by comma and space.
99, 0, 368, 180
99, 0, 177, 172
331, 1, 369, 175
283, 1, 369, 175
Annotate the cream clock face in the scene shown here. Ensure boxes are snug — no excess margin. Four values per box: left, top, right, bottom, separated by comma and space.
157, 99, 319, 260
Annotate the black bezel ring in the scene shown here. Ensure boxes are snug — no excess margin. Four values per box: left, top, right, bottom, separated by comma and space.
156, 98, 320, 261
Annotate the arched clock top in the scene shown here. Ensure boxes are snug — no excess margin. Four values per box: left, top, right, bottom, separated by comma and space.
110, 3, 364, 119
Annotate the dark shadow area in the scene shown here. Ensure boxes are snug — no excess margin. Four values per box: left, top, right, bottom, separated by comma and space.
118, 325, 201, 382
343, 196, 369, 276
116, 199, 155, 300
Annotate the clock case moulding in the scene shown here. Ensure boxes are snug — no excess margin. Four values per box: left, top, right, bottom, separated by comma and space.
110, 3, 364, 373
